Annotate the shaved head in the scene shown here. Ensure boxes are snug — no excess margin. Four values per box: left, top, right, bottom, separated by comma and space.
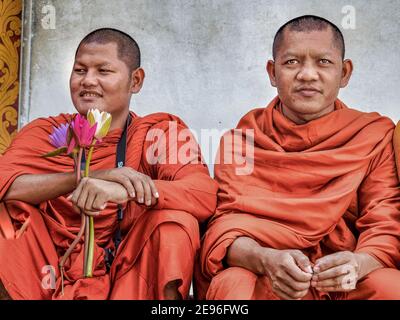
272, 15, 345, 60
76, 27, 141, 72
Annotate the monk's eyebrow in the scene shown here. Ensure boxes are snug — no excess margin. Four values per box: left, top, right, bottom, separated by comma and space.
73, 60, 113, 67
97, 63, 113, 68
73, 60, 85, 66
313, 52, 335, 57
279, 52, 300, 59
279, 51, 335, 59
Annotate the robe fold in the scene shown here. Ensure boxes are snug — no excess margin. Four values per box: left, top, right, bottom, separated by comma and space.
196, 97, 400, 300
0, 111, 218, 299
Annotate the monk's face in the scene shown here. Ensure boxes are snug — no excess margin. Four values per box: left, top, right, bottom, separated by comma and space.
267, 28, 353, 124
70, 42, 142, 119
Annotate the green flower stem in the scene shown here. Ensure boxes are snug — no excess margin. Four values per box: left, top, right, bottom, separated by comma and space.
84, 143, 95, 177
84, 143, 96, 277
83, 215, 89, 276
86, 216, 95, 277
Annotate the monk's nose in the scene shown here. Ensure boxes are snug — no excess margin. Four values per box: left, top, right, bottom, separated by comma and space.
296, 64, 319, 82
81, 70, 98, 87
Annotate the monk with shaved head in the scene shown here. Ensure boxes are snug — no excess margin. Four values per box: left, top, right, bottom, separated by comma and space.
0, 28, 217, 300
196, 15, 400, 300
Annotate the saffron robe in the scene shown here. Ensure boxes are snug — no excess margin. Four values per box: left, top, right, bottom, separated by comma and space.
0, 111, 218, 299
196, 97, 400, 300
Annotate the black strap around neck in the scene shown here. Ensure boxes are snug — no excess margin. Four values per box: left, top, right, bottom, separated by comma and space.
113, 114, 132, 252
115, 114, 131, 169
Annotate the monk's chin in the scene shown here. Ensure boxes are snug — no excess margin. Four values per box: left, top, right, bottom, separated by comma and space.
73, 103, 106, 115
286, 99, 333, 115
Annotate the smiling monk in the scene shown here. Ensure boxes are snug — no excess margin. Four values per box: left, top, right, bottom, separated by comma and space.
195, 15, 400, 300
0, 28, 218, 300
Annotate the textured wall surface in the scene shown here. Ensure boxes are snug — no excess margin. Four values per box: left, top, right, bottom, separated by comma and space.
20, 0, 400, 164
0, 0, 21, 154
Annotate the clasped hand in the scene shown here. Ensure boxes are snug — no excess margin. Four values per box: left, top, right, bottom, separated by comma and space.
67, 167, 159, 215
263, 249, 361, 300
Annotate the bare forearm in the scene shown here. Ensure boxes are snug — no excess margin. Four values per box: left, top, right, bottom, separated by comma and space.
355, 252, 384, 280
226, 236, 273, 275
3, 172, 77, 204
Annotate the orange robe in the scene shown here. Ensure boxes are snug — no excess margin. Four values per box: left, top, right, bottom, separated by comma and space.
195, 97, 400, 300
0, 111, 218, 299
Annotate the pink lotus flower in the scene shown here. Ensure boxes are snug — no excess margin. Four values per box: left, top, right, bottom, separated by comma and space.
67, 114, 97, 154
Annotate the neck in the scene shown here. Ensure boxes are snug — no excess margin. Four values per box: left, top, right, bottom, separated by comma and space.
281, 104, 335, 125
109, 108, 130, 131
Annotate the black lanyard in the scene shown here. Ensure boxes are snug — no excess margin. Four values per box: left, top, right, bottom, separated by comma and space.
113, 113, 131, 253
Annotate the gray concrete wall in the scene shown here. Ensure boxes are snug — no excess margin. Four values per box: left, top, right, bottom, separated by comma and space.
20, 0, 400, 167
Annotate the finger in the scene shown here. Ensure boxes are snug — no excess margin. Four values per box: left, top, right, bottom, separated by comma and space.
133, 180, 144, 204
76, 184, 89, 212
314, 272, 357, 290
291, 250, 313, 274
282, 258, 312, 282
82, 192, 102, 216
142, 179, 153, 206
315, 280, 356, 292
312, 265, 352, 282
147, 179, 159, 198
314, 253, 352, 273
277, 272, 310, 291
272, 280, 307, 300
84, 190, 96, 212
120, 176, 135, 198
69, 180, 85, 204
92, 193, 107, 211
84, 210, 101, 217
314, 276, 342, 288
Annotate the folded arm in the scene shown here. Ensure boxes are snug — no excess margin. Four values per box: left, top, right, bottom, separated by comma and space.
3, 172, 77, 204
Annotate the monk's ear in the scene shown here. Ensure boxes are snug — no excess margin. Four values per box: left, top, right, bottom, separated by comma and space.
266, 60, 277, 87
339, 59, 353, 88
130, 67, 145, 94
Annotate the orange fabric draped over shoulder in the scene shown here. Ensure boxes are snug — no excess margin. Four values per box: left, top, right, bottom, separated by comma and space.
196, 97, 400, 300
0, 111, 218, 300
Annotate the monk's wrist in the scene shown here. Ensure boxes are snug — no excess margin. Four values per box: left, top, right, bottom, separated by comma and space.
88, 169, 104, 180
256, 247, 277, 275
354, 252, 383, 280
